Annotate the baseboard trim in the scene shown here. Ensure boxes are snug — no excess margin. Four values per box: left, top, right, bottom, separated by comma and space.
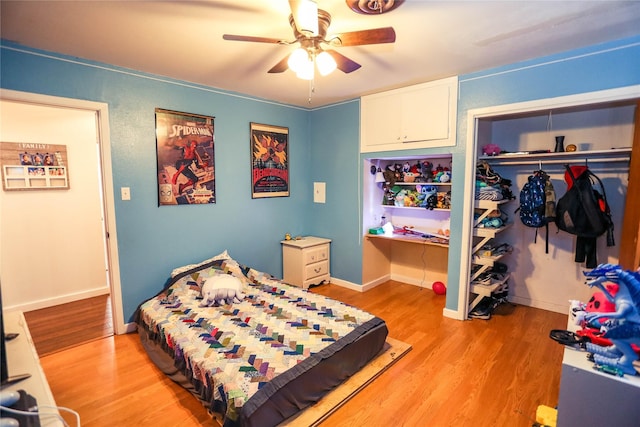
442, 307, 465, 320
509, 295, 567, 314
124, 322, 138, 334
6, 287, 110, 312
389, 273, 434, 290
326, 277, 366, 292
359, 275, 391, 292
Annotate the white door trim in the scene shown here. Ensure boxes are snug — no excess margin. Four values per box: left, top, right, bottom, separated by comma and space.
0, 89, 125, 334
460, 84, 640, 320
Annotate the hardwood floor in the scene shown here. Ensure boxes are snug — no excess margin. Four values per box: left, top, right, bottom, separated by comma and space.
24, 294, 113, 356
39, 281, 568, 427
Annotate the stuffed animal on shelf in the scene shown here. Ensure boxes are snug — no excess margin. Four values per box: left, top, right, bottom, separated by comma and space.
393, 163, 404, 182
439, 171, 451, 183
394, 189, 408, 207
199, 274, 244, 307
417, 161, 433, 182
417, 185, 437, 209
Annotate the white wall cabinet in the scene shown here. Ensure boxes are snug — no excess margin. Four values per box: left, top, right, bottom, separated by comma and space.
360, 76, 458, 153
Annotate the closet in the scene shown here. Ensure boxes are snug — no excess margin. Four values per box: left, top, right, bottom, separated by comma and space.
466, 94, 638, 318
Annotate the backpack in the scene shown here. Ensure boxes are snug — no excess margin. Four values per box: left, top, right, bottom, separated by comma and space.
515, 170, 556, 253
555, 165, 614, 267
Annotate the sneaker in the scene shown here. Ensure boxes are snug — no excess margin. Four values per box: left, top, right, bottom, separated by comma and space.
469, 297, 494, 320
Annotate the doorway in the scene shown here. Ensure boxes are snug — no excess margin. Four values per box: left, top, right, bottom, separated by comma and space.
0, 89, 124, 334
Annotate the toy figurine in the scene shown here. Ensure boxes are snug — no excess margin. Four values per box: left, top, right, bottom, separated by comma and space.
582, 264, 640, 375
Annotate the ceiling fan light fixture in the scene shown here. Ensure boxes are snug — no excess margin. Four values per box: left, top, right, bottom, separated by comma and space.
292, 0, 319, 36
287, 47, 310, 73
296, 61, 314, 80
316, 51, 337, 76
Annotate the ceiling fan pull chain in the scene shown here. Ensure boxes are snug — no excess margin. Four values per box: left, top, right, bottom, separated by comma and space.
308, 77, 315, 104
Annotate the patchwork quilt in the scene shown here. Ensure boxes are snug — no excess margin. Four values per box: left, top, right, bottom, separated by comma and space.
136, 256, 387, 427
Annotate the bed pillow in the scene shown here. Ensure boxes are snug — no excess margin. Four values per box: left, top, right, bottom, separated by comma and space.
171, 250, 231, 277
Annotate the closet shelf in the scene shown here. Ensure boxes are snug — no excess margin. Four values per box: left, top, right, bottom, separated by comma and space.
470, 273, 510, 293
478, 147, 631, 166
473, 252, 506, 266
474, 199, 511, 210
473, 223, 512, 238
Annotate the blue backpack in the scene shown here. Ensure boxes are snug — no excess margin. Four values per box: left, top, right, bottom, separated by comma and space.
516, 170, 556, 252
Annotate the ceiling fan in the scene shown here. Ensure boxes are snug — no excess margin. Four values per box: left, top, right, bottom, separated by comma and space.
222, 0, 396, 79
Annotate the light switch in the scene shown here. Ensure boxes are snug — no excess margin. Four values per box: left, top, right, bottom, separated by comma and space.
121, 187, 131, 201
314, 182, 326, 203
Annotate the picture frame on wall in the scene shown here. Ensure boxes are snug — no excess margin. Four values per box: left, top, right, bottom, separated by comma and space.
1, 142, 69, 190
250, 122, 289, 198
155, 109, 215, 205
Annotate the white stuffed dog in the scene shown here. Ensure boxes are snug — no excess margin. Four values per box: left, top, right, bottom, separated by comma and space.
199, 274, 244, 307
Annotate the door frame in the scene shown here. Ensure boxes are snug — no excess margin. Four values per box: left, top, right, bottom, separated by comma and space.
460, 84, 640, 320
1, 89, 125, 334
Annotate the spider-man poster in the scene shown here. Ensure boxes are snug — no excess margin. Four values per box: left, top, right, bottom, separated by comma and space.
155, 109, 215, 205
250, 123, 289, 198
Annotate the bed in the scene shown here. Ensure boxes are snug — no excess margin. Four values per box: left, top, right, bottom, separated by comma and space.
136, 252, 388, 427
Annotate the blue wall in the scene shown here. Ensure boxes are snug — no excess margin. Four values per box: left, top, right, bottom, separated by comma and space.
308, 101, 363, 284
2, 34, 639, 321
445, 35, 640, 312
1, 42, 312, 321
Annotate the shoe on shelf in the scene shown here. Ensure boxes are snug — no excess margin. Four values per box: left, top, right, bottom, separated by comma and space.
469, 296, 494, 320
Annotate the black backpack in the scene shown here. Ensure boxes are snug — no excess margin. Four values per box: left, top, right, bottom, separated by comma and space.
555, 164, 614, 267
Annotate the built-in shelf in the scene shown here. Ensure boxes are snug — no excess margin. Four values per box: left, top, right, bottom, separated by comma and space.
470, 272, 510, 294
392, 182, 452, 186
478, 147, 632, 165
384, 205, 450, 212
366, 233, 449, 248
473, 223, 512, 238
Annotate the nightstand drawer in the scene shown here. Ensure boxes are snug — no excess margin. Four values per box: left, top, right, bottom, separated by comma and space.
303, 246, 329, 265
305, 260, 328, 280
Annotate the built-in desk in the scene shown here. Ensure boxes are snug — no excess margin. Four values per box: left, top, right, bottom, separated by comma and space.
2, 310, 63, 426
363, 233, 448, 289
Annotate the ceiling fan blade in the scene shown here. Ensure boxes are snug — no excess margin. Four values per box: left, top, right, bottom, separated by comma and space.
223, 34, 284, 44
288, 0, 319, 36
268, 54, 291, 73
325, 50, 361, 73
331, 27, 396, 46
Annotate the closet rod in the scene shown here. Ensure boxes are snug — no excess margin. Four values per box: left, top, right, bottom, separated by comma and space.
484, 157, 630, 166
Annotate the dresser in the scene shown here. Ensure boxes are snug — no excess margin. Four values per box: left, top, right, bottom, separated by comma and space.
556, 308, 640, 426
281, 236, 331, 289
2, 311, 63, 426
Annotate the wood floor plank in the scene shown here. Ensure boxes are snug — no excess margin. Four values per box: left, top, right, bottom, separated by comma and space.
24, 294, 113, 356
40, 281, 568, 427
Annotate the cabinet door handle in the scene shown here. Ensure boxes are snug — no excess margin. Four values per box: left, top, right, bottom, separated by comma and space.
314, 267, 321, 273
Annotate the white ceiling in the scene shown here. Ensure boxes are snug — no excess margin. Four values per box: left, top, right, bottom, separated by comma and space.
2, 1, 640, 108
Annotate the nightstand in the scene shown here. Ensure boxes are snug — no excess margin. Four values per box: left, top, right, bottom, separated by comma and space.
281, 236, 331, 289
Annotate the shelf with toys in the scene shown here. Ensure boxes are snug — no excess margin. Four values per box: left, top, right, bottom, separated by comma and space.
377, 159, 453, 211
362, 154, 453, 290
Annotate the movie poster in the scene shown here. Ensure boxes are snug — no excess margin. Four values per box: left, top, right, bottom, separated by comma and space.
155, 109, 215, 205
250, 122, 289, 198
